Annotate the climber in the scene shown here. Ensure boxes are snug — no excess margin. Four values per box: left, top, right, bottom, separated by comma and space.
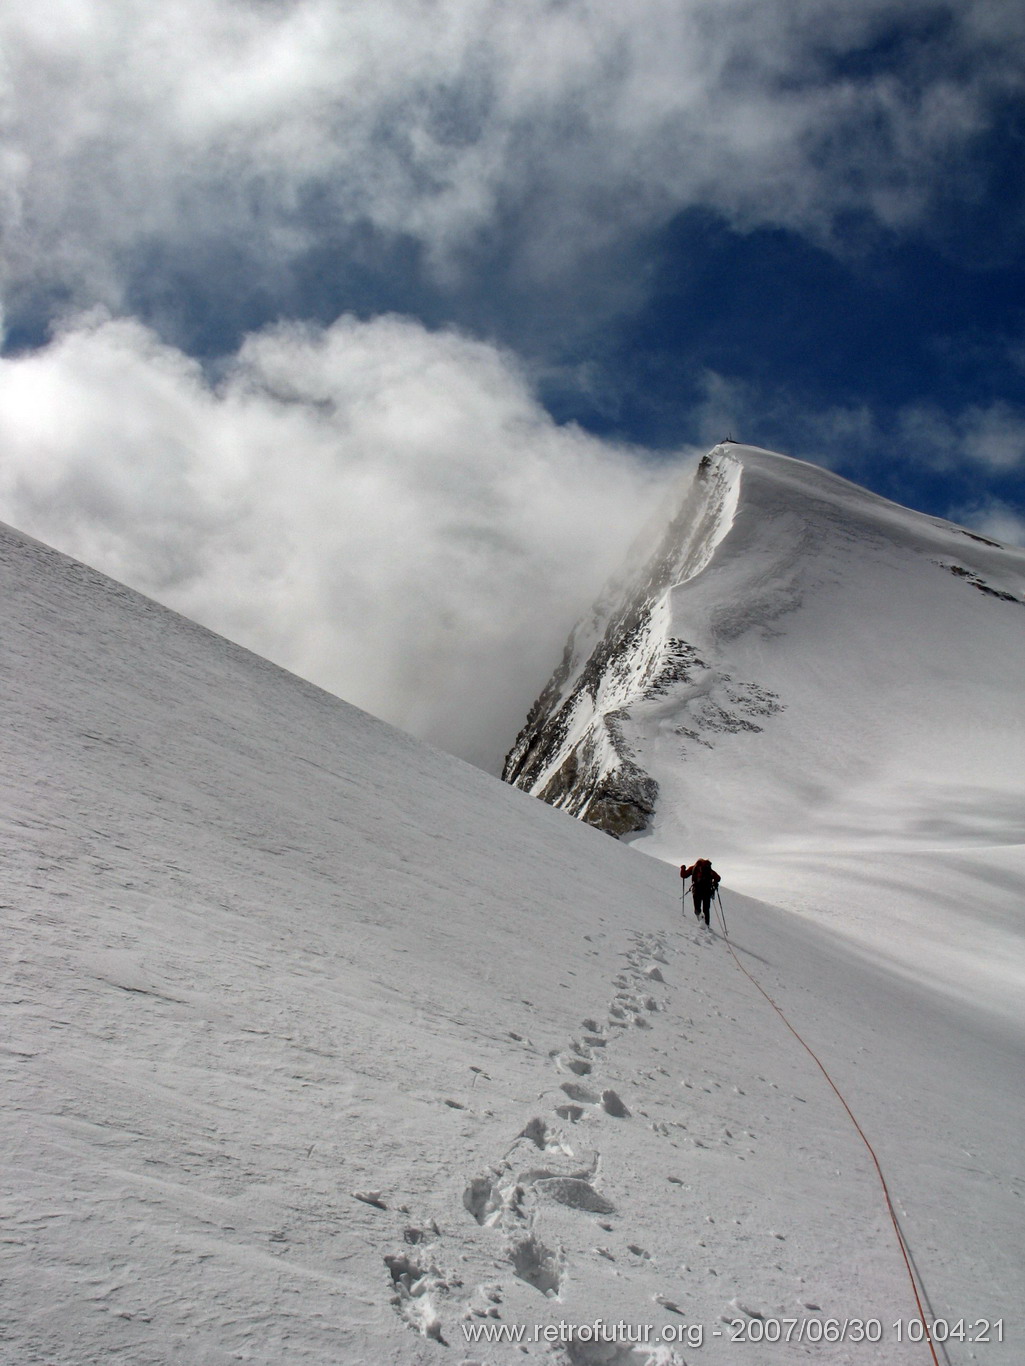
680, 858, 720, 926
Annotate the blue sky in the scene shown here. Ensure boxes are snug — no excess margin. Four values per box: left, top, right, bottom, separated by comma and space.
1, 0, 1023, 765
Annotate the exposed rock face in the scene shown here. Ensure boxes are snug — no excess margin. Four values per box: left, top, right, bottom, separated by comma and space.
502, 448, 743, 836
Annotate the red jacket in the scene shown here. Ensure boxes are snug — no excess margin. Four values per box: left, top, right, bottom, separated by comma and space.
681, 859, 720, 891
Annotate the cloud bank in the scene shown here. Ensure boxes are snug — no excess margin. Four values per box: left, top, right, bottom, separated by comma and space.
3, 0, 1023, 330
0, 312, 667, 768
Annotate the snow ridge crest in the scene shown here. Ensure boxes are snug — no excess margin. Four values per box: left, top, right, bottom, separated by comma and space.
502, 446, 743, 836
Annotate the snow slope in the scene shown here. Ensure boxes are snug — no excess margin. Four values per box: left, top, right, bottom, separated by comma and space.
1, 517, 1021, 1364
504, 445, 1025, 1021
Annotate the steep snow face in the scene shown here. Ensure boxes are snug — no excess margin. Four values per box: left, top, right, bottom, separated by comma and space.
505, 445, 1025, 1016
503, 453, 742, 835
2, 517, 1023, 1363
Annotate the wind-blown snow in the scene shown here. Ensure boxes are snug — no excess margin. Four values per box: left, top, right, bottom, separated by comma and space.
1, 515, 1021, 1363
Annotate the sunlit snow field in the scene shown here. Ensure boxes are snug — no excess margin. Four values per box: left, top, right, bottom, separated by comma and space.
2, 498, 1022, 1364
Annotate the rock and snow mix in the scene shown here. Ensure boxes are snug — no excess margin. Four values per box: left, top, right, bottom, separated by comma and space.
1, 454, 1022, 1365
506, 445, 1025, 1021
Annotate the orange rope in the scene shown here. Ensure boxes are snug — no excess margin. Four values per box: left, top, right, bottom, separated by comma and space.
714, 896, 941, 1366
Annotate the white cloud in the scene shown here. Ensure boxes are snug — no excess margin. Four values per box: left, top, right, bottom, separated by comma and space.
689, 370, 879, 469
958, 402, 1025, 471
898, 400, 1025, 471
2, 0, 1023, 316
955, 499, 1025, 547
691, 368, 1025, 479
0, 310, 666, 769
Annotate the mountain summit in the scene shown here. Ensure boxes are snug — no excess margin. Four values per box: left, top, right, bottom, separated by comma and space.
504, 444, 1025, 1010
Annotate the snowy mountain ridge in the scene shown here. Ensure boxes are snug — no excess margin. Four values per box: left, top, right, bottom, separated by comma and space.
503, 450, 745, 835
505, 443, 1025, 834
505, 444, 1025, 1017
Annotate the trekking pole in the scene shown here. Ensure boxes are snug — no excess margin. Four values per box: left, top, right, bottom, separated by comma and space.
716, 887, 727, 936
